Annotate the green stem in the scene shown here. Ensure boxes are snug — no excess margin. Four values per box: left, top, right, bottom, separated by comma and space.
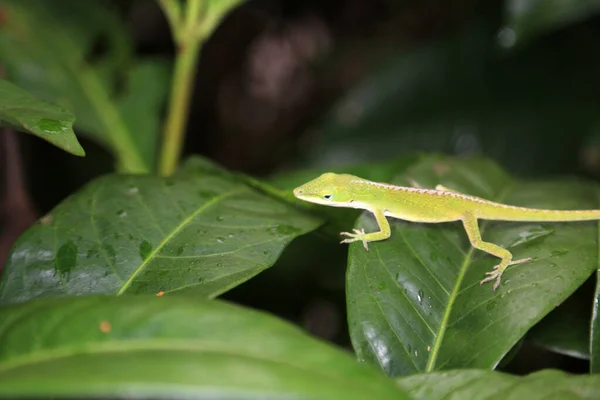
157, 0, 182, 41
158, 0, 204, 176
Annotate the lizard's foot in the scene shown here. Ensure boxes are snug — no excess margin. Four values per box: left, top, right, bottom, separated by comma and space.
340, 229, 369, 251
480, 270, 503, 291
480, 257, 534, 291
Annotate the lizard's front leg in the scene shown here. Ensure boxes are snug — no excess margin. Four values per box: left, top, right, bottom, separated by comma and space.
341, 209, 391, 251
462, 213, 532, 291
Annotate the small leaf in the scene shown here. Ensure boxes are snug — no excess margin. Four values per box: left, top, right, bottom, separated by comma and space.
0, 156, 322, 305
0, 80, 84, 156
502, 0, 600, 47
397, 369, 600, 399
347, 155, 599, 376
0, 295, 408, 399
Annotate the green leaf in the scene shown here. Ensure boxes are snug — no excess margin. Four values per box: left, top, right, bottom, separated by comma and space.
503, 0, 600, 47
347, 155, 599, 376
116, 59, 171, 169
527, 278, 593, 360
397, 369, 600, 399
0, 0, 168, 172
0, 156, 322, 305
0, 295, 408, 399
0, 79, 84, 156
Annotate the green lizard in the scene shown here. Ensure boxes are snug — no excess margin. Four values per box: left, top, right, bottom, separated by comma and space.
293, 172, 600, 291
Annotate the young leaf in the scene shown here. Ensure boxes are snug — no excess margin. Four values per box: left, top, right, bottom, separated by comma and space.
0, 156, 321, 305
0, 0, 167, 172
346, 156, 599, 376
0, 80, 84, 156
397, 369, 600, 399
0, 295, 408, 400
502, 0, 600, 47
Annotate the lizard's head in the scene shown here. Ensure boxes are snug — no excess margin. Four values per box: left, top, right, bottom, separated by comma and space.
293, 172, 358, 207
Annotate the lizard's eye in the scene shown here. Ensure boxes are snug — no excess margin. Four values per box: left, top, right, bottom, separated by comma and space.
323, 194, 333, 200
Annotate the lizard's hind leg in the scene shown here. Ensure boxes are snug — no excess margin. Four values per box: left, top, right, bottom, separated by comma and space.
462, 214, 532, 291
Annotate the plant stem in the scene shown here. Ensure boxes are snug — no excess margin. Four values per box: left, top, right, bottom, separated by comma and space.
157, 0, 182, 41
158, 0, 204, 176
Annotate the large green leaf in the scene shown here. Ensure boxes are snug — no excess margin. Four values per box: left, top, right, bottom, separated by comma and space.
0, 156, 321, 305
0, 295, 408, 399
346, 155, 599, 376
0, 0, 168, 172
397, 369, 600, 399
503, 0, 600, 47
0, 79, 84, 156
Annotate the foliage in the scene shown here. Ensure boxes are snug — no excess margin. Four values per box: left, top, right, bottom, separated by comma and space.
1, 0, 600, 398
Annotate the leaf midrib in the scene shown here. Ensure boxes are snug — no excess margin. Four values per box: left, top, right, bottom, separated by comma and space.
115, 189, 244, 295
425, 186, 512, 372
0, 340, 384, 394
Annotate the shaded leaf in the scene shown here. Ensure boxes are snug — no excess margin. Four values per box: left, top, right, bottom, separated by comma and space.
397, 369, 600, 399
347, 155, 599, 376
0, 156, 321, 305
302, 25, 600, 178
503, 0, 600, 47
0, 0, 165, 172
117, 59, 171, 169
0, 295, 408, 400
527, 277, 593, 360
0, 79, 84, 156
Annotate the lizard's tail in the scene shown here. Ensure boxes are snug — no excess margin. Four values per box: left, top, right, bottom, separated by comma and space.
480, 205, 600, 222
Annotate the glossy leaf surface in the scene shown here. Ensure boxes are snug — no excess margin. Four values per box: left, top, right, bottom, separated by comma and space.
0, 157, 321, 305
0, 295, 407, 399
347, 156, 599, 376
0, 79, 84, 156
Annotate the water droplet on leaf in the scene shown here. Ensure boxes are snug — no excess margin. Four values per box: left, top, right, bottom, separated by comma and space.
36, 118, 66, 134
54, 240, 77, 278
139, 240, 153, 260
